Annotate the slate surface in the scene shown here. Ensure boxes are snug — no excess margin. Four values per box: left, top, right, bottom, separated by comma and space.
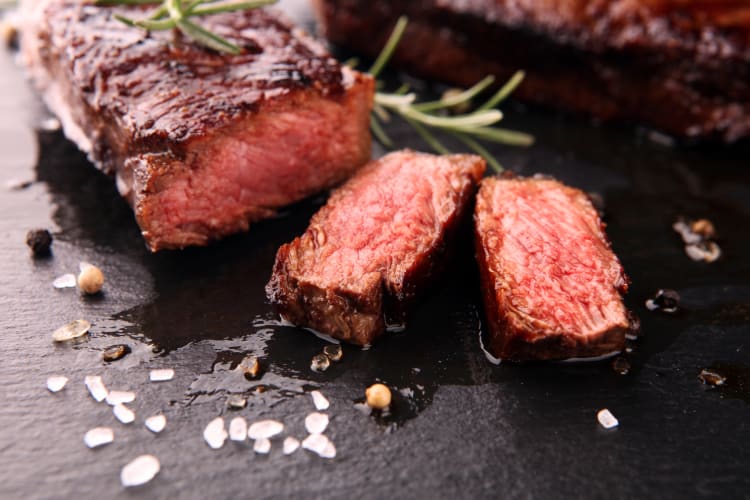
1, 2, 749, 499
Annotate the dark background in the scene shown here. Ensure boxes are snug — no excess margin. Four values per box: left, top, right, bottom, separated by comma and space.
1, 1, 748, 498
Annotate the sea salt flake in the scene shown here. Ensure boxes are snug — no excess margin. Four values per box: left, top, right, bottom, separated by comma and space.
283, 437, 300, 455
203, 417, 228, 449
84, 375, 108, 402
84, 427, 114, 448
229, 417, 247, 442
305, 412, 329, 435
149, 369, 174, 382
597, 408, 619, 429
114, 404, 135, 424
106, 390, 136, 406
53, 274, 77, 289
47, 375, 68, 392
53, 319, 91, 342
302, 433, 336, 459
253, 438, 271, 454
247, 420, 284, 440
145, 415, 166, 433
311, 390, 330, 411
121, 454, 160, 488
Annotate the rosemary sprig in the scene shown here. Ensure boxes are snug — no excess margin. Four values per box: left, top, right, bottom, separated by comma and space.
95, 0, 277, 55
368, 16, 533, 172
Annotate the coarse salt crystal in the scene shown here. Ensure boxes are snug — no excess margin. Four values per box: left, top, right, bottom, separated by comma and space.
114, 404, 135, 424
145, 415, 166, 433
52, 274, 77, 289
253, 438, 271, 454
229, 417, 247, 442
149, 369, 174, 382
597, 408, 619, 429
203, 417, 228, 449
84, 427, 114, 448
47, 375, 68, 392
247, 420, 284, 440
121, 454, 160, 488
283, 437, 300, 455
302, 433, 336, 459
305, 412, 329, 435
106, 390, 136, 406
310, 390, 329, 411
84, 375, 108, 402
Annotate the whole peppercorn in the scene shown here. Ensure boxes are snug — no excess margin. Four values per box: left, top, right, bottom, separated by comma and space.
26, 229, 53, 256
78, 264, 104, 294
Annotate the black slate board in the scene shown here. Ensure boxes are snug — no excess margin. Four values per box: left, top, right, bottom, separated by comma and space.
1, 3, 750, 499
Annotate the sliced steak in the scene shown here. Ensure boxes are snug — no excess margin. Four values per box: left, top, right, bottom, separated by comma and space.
474, 176, 630, 361
314, 0, 750, 142
21, 1, 373, 250
267, 151, 485, 346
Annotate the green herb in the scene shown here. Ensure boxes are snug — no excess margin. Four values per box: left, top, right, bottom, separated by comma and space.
95, 0, 277, 55
367, 17, 533, 172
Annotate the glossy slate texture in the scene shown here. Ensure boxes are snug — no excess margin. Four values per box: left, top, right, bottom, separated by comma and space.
1, 3, 750, 499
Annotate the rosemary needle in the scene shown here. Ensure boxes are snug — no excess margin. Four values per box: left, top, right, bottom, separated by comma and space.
367, 16, 533, 172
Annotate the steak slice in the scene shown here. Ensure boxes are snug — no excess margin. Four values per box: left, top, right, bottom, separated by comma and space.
266, 151, 485, 346
20, 1, 373, 251
314, 0, 750, 142
474, 176, 630, 361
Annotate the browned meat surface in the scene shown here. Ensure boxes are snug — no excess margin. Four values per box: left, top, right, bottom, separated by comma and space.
314, 0, 750, 142
267, 151, 486, 346
21, 1, 373, 251
474, 176, 630, 361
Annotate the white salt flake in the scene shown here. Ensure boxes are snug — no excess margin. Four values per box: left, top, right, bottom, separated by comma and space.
114, 404, 135, 424
305, 412, 329, 435
53, 320, 91, 342
597, 408, 619, 429
84, 427, 114, 448
203, 417, 228, 449
53, 274, 77, 289
253, 438, 271, 454
106, 390, 136, 406
121, 454, 160, 488
283, 437, 300, 455
302, 433, 336, 459
47, 375, 68, 392
145, 415, 166, 433
247, 420, 284, 440
149, 369, 174, 382
229, 417, 247, 442
310, 390, 329, 411
85, 375, 108, 402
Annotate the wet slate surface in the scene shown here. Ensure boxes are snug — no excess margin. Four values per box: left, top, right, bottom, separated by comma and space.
1, 3, 750, 499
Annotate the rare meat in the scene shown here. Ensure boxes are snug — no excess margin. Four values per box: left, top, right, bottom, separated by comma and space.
20, 1, 373, 251
474, 176, 630, 361
267, 151, 486, 346
314, 0, 750, 143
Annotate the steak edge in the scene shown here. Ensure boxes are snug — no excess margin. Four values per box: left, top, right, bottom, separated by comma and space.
21, 1, 374, 250
267, 150, 486, 346
474, 176, 630, 361
314, 0, 750, 142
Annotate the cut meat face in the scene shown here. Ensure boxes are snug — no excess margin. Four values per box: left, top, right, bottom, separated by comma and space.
474, 176, 630, 361
267, 151, 486, 346
314, 0, 750, 142
21, 1, 374, 250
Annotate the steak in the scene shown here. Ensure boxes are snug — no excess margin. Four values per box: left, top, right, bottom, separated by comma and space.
20, 1, 374, 251
474, 176, 630, 361
266, 150, 485, 346
314, 0, 750, 143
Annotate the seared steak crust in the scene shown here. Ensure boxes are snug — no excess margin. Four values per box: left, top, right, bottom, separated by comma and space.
315, 0, 750, 142
267, 151, 486, 346
22, 1, 374, 250
474, 176, 629, 361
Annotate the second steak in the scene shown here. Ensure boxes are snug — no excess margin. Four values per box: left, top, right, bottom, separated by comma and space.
267, 151, 485, 346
